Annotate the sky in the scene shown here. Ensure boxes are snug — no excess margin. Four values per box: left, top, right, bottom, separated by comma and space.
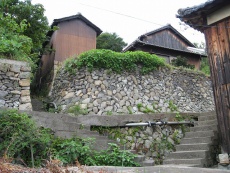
32, 0, 207, 45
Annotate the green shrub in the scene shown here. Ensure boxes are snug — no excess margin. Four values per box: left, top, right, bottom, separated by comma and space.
0, 109, 139, 167
94, 143, 140, 167
200, 57, 210, 75
171, 56, 195, 69
51, 137, 97, 165
0, 109, 52, 167
64, 49, 165, 74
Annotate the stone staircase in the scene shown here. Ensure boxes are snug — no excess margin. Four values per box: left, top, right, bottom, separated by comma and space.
163, 112, 219, 167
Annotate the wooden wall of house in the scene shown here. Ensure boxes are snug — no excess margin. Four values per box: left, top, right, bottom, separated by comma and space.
52, 19, 97, 62
134, 45, 201, 69
39, 19, 97, 80
204, 17, 230, 154
143, 30, 190, 52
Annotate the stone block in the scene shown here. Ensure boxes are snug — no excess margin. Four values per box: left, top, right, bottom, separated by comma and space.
19, 103, 32, 111
10, 90, 21, 95
10, 64, 21, 73
9, 77, 20, 81
0, 99, 6, 106
21, 96, 31, 103
21, 90, 30, 96
19, 79, 30, 87
6, 71, 14, 77
0, 63, 11, 72
219, 153, 229, 165
63, 92, 75, 99
0, 91, 8, 99
80, 104, 87, 109
82, 98, 90, 104
20, 66, 31, 72
95, 80, 102, 85
19, 72, 31, 79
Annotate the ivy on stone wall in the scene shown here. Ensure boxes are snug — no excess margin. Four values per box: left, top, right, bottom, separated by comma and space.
64, 49, 166, 74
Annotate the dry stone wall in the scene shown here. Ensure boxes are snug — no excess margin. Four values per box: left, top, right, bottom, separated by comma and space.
0, 59, 32, 110
50, 67, 214, 114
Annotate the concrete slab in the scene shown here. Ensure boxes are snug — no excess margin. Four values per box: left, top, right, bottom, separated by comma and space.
83, 165, 230, 173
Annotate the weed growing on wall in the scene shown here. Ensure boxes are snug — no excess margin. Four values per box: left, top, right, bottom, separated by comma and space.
64, 49, 165, 74
172, 130, 181, 144
68, 104, 88, 116
168, 100, 178, 112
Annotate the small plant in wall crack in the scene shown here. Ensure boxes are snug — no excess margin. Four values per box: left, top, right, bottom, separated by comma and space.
168, 100, 178, 112
172, 129, 181, 145
127, 106, 133, 114
67, 104, 88, 116
106, 111, 113, 116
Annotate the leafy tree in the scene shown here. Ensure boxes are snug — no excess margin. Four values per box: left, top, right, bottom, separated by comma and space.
0, 0, 49, 57
96, 32, 127, 52
0, 14, 32, 61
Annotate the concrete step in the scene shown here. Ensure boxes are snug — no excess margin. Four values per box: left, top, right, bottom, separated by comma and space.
77, 133, 110, 140
184, 131, 215, 138
194, 119, 217, 126
190, 125, 217, 132
142, 159, 155, 166
92, 139, 118, 150
163, 158, 204, 166
68, 123, 91, 131
180, 137, 213, 144
198, 115, 217, 121
134, 155, 145, 164
127, 150, 136, 154
167, 150, 208, 159
176, 143, 210, 151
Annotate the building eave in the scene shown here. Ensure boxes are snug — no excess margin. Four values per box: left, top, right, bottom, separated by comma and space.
123, 39, 206, 56
177, 0, 229, 32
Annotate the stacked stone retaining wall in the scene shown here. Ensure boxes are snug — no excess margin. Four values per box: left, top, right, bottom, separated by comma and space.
0, 59, 32, 110
50, 67, 214, 114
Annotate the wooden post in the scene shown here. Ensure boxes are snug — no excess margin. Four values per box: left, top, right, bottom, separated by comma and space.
204, 17, 230, 154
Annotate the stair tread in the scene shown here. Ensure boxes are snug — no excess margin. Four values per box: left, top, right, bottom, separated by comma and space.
171, 150, 208, 154
178, 143, 210, 146
191, 125, 217, 128
162, 164, 201, 167
183, 136, 212, 139
165, 158, 203, 161
186, 130, 215, 133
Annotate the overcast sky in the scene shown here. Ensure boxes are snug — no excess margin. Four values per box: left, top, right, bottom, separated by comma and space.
32, 0, 207, 45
